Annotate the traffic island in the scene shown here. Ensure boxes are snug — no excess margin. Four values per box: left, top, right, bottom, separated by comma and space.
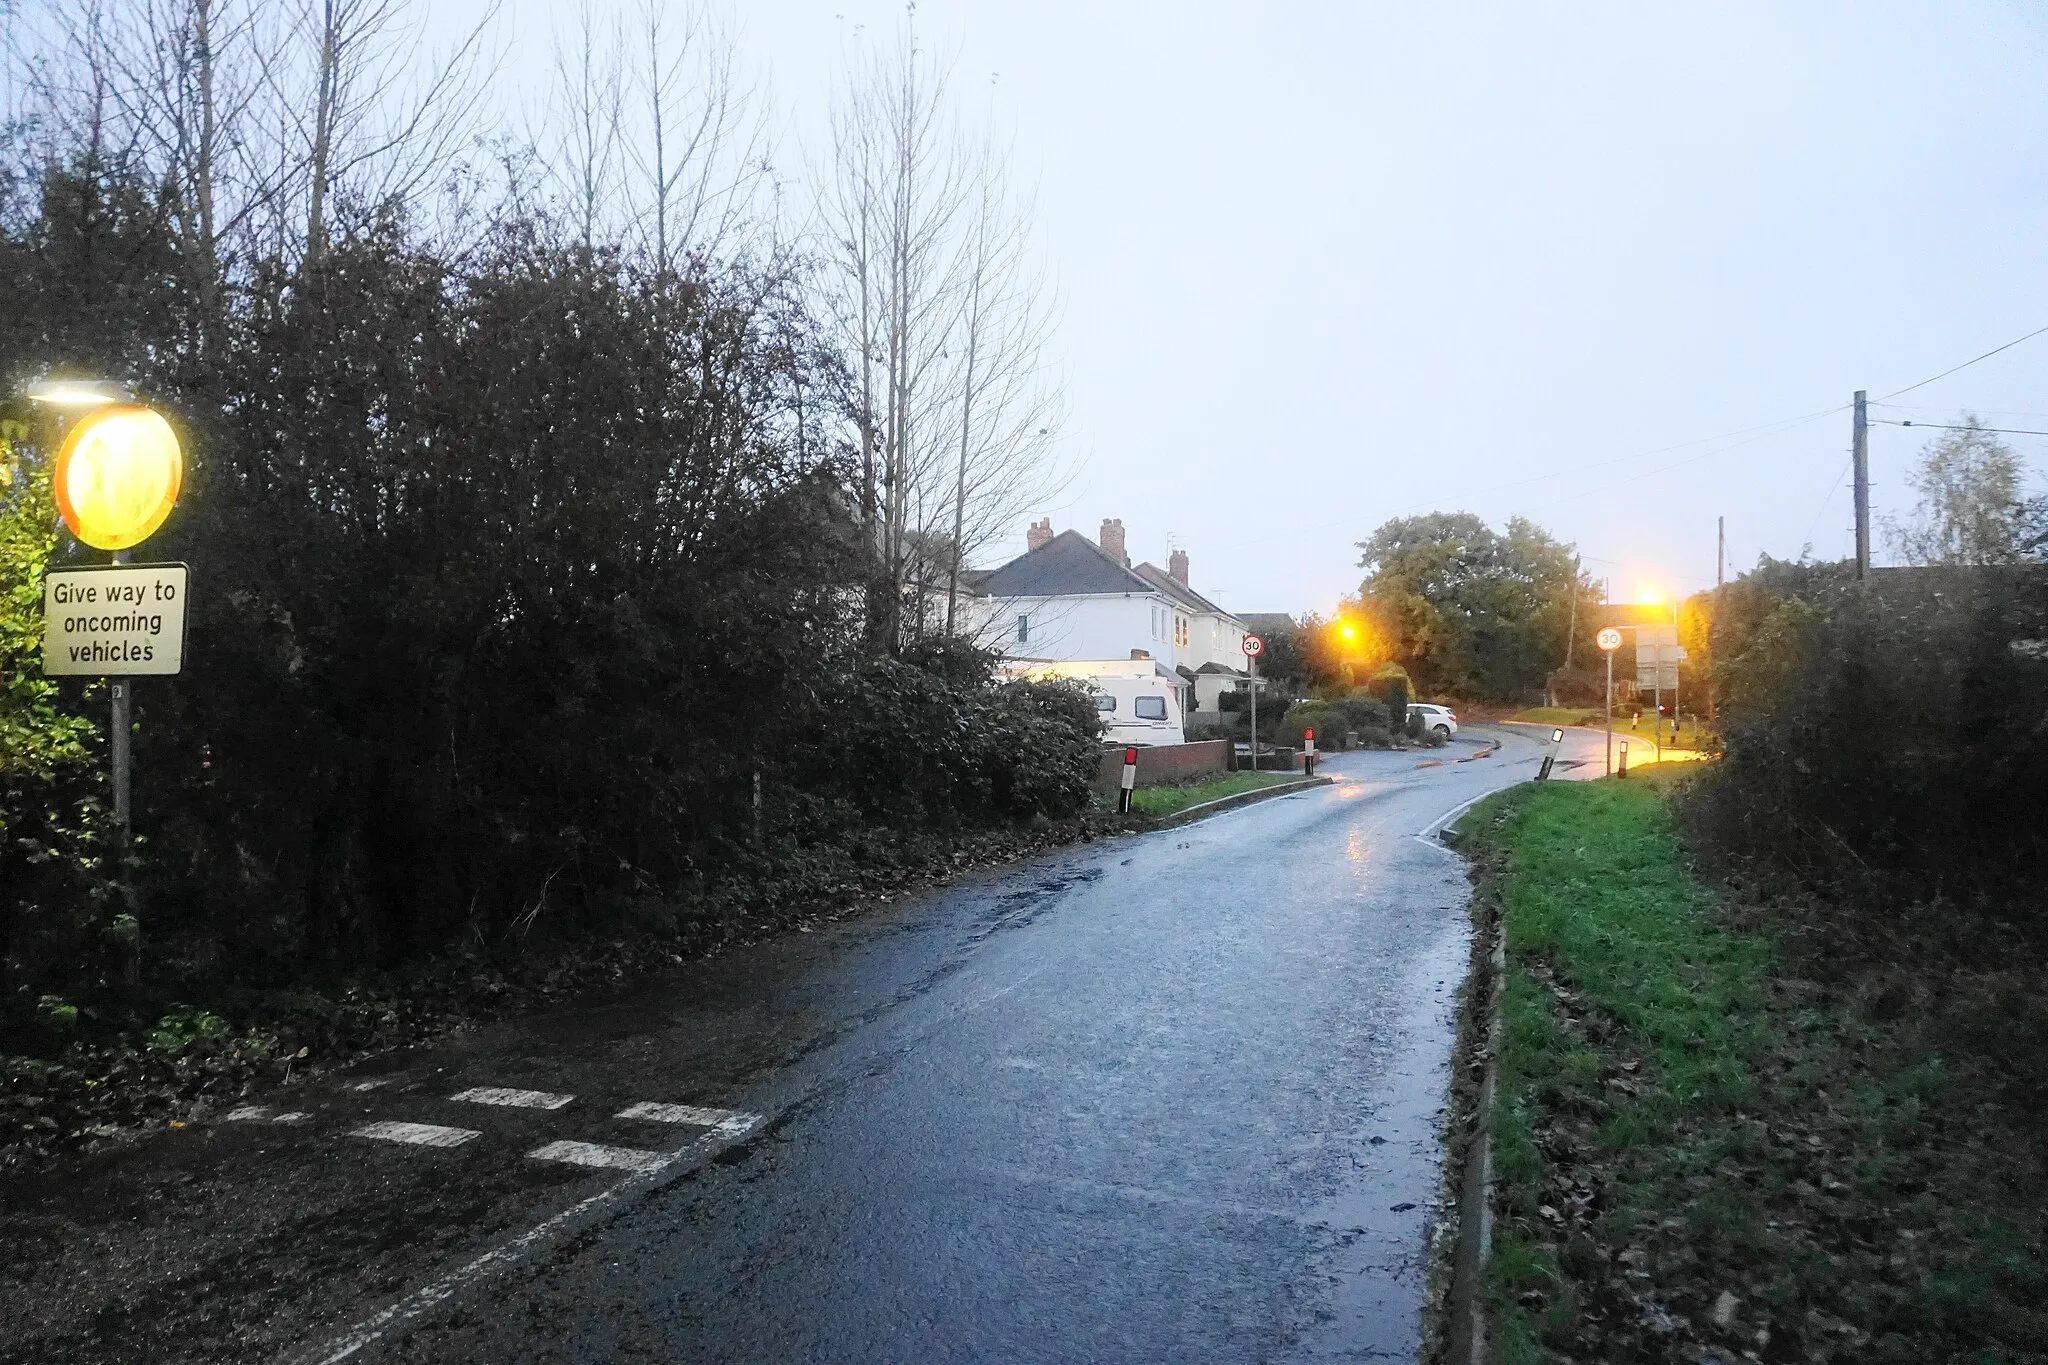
1428, 776, 2048, 1365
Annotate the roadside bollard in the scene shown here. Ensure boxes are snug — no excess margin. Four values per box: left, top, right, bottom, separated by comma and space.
1536, 726, 1562, 781
1617, 739, 1629, 779
1118, 746, 1137, 813
1304, 727, 1317, 777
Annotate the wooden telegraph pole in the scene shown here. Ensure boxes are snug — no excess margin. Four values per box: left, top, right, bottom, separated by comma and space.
1853, 391, 1870, 580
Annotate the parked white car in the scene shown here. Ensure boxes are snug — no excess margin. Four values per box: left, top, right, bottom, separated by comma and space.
1409, 703, 1459, 739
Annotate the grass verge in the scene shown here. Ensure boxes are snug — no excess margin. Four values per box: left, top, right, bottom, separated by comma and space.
1453, 775, 2047, 1363
1508, 706, 1600, 727
1126, 769, 1294, 815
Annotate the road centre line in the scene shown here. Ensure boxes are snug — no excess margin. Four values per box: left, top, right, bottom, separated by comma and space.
528, 1140, 668, 1172
349, 1121, 480, 1149
616, 1101, 762, 1135
448, 1086, 575, 1110
292, 1110, 768, 1364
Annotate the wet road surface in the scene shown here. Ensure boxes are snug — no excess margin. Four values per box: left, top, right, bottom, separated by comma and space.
2, 725, 1568, 1364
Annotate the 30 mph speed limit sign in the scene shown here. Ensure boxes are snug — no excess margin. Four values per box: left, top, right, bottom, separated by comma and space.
1241, 634, 1264, 657
1596, 626, 1623, 651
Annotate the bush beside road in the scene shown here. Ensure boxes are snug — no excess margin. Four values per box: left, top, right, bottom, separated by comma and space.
1452, 774, 2046, 1364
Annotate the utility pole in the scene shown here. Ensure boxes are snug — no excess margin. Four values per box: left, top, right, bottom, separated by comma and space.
1716, 516, 1725, 590
1852, 390, 1870, 580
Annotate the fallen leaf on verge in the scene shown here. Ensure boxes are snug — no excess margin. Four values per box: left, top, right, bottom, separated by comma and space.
1711, 1289, 1739, 1327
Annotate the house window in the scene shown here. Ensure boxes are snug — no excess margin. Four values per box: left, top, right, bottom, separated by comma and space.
1174, 615, 1188, 647
1134, 695, 1167, 720
1016, 613, 1029, 643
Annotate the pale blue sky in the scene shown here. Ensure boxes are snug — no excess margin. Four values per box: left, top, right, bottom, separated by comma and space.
474, 1, 2048, 614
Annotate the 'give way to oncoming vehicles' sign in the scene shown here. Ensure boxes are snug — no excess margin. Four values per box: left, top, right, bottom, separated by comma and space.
43, 563, 190, 675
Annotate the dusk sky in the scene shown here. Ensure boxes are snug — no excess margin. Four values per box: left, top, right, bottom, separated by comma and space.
473, 1, 2048, 616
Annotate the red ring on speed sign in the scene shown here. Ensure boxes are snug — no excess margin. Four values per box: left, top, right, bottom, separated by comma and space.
1596, 627, 1623, 651
1242, 634, 1264, 657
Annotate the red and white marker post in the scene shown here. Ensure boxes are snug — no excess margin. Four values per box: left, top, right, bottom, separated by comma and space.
1118, 746, 1138, 813
1303, 726, 1316, 776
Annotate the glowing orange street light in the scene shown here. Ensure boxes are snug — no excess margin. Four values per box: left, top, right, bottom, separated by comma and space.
1340, 622, 1357, 641
52, 404, 184, 550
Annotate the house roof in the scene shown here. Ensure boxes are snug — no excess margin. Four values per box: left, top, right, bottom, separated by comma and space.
1132, 562, 1235, 620
1239, 612, 1298, 636
1193, 661, 1249, 677
975, 529, 1156, 598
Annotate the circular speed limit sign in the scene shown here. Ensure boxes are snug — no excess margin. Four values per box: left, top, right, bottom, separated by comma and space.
1596, 626, 1623, 651
1241, 634, 1264, 657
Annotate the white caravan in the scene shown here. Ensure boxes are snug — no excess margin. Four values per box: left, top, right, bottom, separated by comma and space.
1004, 657, 1188, 747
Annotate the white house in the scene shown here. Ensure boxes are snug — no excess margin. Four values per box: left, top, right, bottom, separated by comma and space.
968, 518, 1257, 721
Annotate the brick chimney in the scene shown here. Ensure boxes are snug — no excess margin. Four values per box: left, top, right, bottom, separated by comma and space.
1099, 517, 1127, 565
1026, 518, 1053, 551
1168, 548, 1189, 585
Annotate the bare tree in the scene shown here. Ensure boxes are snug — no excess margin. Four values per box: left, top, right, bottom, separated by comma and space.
940, 130, 1061, 636
287, 0, 499, 263
819, 23, 1061, 650
627, 0, 765, 274
536, 0, 621, 252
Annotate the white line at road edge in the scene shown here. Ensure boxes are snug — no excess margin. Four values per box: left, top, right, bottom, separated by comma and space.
617, 1101, 761, 1134
528, 1139, 668, 1172
448, 1086, 575, 1110
290, 1112, 767, 1364
1413, 786, 1506, 857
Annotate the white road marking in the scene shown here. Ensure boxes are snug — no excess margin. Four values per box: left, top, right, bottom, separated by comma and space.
295, 1110, 768, 1364
448, 1086, 574, 1110
615, 1101, 761, 1135
528, 1139, 668, 1172
349, 1120, 480, 1149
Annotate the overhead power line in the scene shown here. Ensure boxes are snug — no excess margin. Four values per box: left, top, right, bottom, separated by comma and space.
1875, 322, 2048, 402
1875, 419, 2048, 439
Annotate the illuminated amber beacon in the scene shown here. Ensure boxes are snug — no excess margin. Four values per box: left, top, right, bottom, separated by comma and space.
53, 404, 184, 550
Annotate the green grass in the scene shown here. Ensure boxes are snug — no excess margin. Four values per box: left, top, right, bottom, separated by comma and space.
1456, 776, 2048, 1362
1508, 706, 1600, 726
1463, 777, 1773, 1356
1125, 770, 1294, 815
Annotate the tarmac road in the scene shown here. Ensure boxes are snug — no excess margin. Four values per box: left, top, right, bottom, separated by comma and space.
1, 724, 1574, 1365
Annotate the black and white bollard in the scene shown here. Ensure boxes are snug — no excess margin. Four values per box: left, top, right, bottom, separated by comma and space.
1536, 726, 1562, 781
1617, 739, 1629, 779
1118, 746, 1138, 813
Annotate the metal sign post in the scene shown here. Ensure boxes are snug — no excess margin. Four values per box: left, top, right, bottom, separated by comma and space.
1597, 627, 1622, 777
32, 388, 189, 984
1242, 634, 1264, 771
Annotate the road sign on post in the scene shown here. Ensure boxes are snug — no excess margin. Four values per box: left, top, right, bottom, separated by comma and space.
1597, 627, 1622, 777
1241, 634, 1263, 771
42, 563, 189, 675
